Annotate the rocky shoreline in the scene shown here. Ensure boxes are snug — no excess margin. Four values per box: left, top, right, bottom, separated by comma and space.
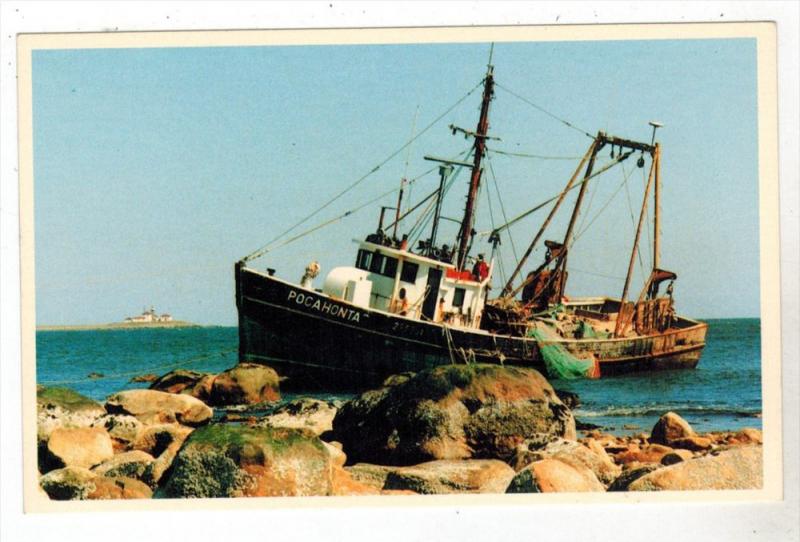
36, 363, 763, 500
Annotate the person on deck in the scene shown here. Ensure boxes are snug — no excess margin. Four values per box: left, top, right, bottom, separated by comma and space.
472, 254, 489, 282
391, 288, 410, 316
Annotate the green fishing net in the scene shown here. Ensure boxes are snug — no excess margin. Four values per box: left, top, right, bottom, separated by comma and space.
529, 324, 598, 379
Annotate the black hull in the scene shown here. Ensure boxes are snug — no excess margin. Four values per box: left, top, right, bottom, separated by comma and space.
235, 265, 706, 391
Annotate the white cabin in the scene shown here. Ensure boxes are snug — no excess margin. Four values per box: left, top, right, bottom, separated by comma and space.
322, 240, 492, 329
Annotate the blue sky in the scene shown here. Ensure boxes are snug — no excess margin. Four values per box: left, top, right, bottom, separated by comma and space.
33, 38, 759, 325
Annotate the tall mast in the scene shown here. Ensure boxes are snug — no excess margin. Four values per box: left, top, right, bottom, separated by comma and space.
456, 60, 494, 271
650, 121, 663, 270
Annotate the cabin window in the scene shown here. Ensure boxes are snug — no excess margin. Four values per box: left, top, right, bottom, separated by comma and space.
356, 249, 372, 271
453, 287, 466, 308
382, 256, 398, 278
400, 261, 419, 284
369, 252, 385, 274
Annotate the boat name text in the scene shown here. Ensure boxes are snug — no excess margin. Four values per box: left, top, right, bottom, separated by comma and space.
287, 290, 362, 322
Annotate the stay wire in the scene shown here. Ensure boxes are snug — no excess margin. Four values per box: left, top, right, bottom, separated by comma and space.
494, 82, 595, 140
243, 80, 484, 262
485, 153, 520, 268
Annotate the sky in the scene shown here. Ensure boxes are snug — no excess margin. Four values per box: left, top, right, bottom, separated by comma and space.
32, 38, 759, 325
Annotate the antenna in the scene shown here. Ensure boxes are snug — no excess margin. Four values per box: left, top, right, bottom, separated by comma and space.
649, 121, 664, 145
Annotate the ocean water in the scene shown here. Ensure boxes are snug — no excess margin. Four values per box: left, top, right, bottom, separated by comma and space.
36, 318, 762, 435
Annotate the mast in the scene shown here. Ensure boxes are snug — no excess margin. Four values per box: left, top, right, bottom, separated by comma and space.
552, 134, 602, 300
500, 140, 597, 297
456, 61, 494, 271
650, 121, 663, 270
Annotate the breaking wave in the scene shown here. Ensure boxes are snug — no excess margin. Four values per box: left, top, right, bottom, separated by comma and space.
574, 404, 761, 418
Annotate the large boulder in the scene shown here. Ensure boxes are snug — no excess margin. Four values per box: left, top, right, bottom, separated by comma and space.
346, 464, 397, 491
161, 425, 338, 498
332, 364, 576, 465
383, 460, 516, 494
149, 369, 213, 396
513, 438, 621, 486
628, 446, 762, 491
506, 458, 605, 493
208, 363, 281, 406
87, 477, 153, 500
132, 424, 194, 487
258, 398, 337, 436
92, 414, 144, 452
39, 467, 98, 500
42, 427, 114, 472
105, 389, 213, 426
92, 450, 155, 481
37, 387, 106, 442
613, 443, 675, 466
649, 412, 695, 446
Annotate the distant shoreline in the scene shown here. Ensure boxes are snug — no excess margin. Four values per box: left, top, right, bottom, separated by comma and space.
36, 321, 206, 331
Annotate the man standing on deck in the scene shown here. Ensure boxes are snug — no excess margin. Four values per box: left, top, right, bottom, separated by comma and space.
472, 254, 489, 282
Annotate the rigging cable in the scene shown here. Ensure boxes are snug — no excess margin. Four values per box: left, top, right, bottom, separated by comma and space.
242, 79, 484, 263
485, 152, 520, 268
622, 162, 646, 274
263, 163, 441, 255
494, 82, 595, 140
487, 147, 584, 160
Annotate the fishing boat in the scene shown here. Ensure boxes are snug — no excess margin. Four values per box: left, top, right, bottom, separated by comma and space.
234, 54, 708, 391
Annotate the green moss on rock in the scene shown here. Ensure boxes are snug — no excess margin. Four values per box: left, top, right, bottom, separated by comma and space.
37, 387, 104, 414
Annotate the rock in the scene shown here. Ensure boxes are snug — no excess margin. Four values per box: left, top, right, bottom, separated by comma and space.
661, 449, 694, 466
92, 414, 144, 451
87, 372, 104, 380
323, 441, 347, 468
133, 424, 194, 487
330, 467, 381, 496
607, 464, 661, 491
730, 428, 763, 445
332, 364, 576, 465
576, 420, 603, 431
40, 467, 97, 500
92, 450, 155, 480
506, 458, 605, 493
628, 446, 763, 491
513, 438, 621, 486
345, 464, 396, 491
161, 425, 337, 497
42, 427, 114, 472
105, 389, 213, 426
613, 443, 674, 466
650, 412, 695, 446
130, 373, 159, 383
383, 372, 416, 387
37, 387, 106, 442
554, 389, 580, 409
149, 369, 212, 396
208, 363, 280, 406
383, 460, 516, 494
670, 435, 713, 451
87, 477, 153, 499
623, 424, 640, 430
258, 398, 337, 436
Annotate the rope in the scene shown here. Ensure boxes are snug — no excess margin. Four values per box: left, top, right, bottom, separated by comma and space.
486, 153, 520, 269
38, 348, 238, 387
495, 82, 594, 139
574, 159, 636, 242
243, 80, 484, 262
487, 147, 584, 160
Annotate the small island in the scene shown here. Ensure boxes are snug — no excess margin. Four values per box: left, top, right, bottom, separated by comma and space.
37, 306, 202, 331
